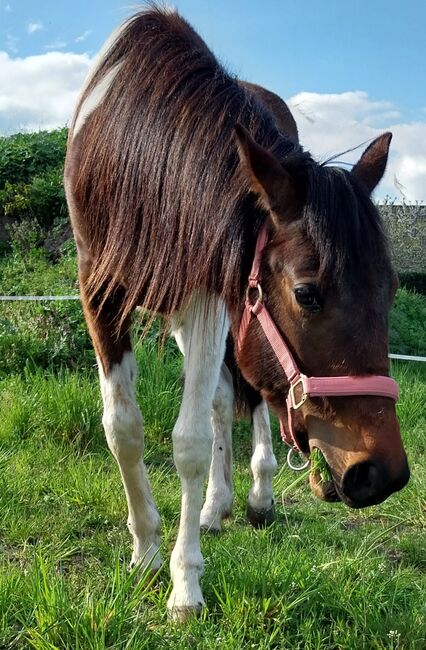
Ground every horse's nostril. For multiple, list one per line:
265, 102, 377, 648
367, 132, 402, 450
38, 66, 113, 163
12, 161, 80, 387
341, 460, 386, 505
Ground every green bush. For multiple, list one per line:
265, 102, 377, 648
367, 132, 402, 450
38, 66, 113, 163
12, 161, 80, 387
1, 168, 67, 230
0, 300, 94, 378
6, 219, 44, 256
0, 238, 77, 295
389, 287, 426, 356
398, 271, 426, 296
380, 199, 425, 274
0, 129, 67, 188
0, 129, 68, 239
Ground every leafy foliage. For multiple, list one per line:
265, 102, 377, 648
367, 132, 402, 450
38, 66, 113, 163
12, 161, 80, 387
0, 128, 67, 188
381, 198, 426, 274
399, 271, 426, 296
0, 129, 68, 240
389, 287, 426, 356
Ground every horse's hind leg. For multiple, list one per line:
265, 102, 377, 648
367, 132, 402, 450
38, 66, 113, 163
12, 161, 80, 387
169, 292, 229, 620
79, 269, 162, 573
200, 363, 234, 533
247, 400, 277, 528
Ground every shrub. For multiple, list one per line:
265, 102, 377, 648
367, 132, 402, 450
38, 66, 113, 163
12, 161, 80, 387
0, 129, 67, 188
0, 300, 94, 379
0, 129, 68, 242
380, 199, 426, 274
6, 219, 44, 256
389, 288, 426, 356
398, 272, 426, 296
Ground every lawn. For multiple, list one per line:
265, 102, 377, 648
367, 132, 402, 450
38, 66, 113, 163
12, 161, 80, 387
0, 244, 425, 649
0, 337, 425, 649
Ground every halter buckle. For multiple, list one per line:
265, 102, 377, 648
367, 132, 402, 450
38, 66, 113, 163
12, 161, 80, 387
289, 377, 307, 410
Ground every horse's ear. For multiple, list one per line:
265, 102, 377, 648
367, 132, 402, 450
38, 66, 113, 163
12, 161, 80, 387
351, 132, 392, 194
234, 124, 296, 217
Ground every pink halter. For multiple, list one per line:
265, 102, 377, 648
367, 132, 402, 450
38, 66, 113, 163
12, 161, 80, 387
237, 224, 399, 451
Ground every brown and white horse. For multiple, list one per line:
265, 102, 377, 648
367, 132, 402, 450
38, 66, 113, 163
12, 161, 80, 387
65, 8, 409, 620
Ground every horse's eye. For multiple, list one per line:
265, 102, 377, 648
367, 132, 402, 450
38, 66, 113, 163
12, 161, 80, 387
294, 284, 322, 312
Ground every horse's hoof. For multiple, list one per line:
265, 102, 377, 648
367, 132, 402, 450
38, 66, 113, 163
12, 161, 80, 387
246, 501, 276, 528
129, 554, 162, 582
168, 602, 204, 623
200, 524, 221, 536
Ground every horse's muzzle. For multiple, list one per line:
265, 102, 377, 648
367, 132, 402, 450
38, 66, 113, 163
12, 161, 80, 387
338, 456, 410, 508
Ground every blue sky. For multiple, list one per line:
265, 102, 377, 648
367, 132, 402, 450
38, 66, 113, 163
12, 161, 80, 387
1, 1, 425, 199
3, 0, 425, 119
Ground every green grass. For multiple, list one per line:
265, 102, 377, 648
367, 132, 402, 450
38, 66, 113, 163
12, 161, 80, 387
1, 243, 425, 648
0, 345, 425, 649
389, 288, 426, 356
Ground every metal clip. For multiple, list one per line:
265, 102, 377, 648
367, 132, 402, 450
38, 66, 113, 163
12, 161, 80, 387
245, 282, 263, 305
287, 447, 310, 471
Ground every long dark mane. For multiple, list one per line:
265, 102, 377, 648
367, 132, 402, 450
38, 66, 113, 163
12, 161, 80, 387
69, 6, 390, 326
69, 7, 300, 322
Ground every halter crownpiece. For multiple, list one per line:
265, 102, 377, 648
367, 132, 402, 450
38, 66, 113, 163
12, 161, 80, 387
237, 223, 399, 452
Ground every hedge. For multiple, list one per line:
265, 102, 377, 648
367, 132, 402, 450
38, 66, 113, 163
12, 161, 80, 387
398, 272, 426, 296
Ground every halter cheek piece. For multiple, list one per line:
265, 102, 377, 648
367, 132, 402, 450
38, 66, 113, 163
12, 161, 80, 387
237, 224, 399, 456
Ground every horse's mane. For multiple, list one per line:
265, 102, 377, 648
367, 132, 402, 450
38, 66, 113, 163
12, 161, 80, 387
70, 6, 390, 327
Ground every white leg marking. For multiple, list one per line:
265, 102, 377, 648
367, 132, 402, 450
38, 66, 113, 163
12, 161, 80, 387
98, 351, 162, 572
247, 401, 277, 522
168, 293, 229, 619
200, 364, 234, 533
73, 62, 123, 138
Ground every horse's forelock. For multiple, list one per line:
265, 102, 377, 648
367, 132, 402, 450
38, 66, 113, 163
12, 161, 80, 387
301, 164, 391, 284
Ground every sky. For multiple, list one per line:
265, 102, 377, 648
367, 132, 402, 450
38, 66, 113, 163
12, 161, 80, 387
0, 0, 425, 201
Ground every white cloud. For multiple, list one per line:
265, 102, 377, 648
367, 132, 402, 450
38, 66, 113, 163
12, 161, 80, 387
27, 21, 43, 34
0, 50, 92, 134
0, 52, 423, 202
288, 91, 426, 202
75, 30, 92, 43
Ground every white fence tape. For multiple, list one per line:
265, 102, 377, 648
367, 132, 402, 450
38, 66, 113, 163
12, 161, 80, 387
1, 295, 425, 363
388, 353, 426, 363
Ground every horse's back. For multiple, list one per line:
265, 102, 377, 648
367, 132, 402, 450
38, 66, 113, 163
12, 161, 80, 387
239, 81, 298, 143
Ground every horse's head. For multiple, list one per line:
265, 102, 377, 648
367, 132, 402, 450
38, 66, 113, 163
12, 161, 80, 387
235, 125, 409, 508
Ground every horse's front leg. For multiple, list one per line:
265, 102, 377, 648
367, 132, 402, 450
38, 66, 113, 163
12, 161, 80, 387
247, 400, 277, 527
169, 293, 229, 621
200, 363, 234, 534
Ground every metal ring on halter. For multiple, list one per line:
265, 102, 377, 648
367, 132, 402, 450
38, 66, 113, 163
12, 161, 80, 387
245, 282, 263, 304
287, 447, 310, 471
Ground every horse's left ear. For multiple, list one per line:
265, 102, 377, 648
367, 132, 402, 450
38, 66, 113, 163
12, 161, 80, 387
234, 124, 296, 217
351, 132, 392, 194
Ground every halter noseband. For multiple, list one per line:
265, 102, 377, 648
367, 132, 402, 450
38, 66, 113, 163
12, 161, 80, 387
237, 224, 399, 452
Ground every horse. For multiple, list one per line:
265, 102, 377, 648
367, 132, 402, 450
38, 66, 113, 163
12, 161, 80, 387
64, 7, 409, 620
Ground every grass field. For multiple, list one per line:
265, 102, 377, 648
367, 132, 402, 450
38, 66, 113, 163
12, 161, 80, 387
0, 335, 425, 649
1, 242, 426, 649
